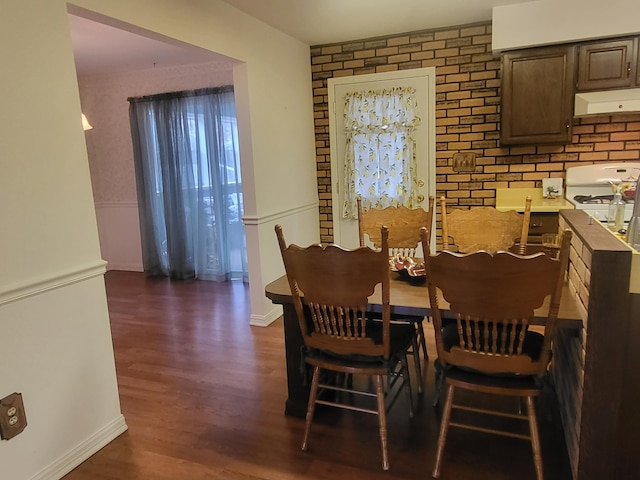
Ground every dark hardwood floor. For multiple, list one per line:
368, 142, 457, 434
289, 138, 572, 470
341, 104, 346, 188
63, 271, 572, 480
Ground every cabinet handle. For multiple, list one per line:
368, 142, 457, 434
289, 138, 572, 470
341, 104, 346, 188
628, 62, 632, 77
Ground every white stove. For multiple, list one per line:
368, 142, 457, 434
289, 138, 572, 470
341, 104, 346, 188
565, 163, 640, 224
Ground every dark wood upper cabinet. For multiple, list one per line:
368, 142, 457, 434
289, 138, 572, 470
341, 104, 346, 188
577, 38, 638, 91
637, 39, 640, 86
501, 45, 576, 145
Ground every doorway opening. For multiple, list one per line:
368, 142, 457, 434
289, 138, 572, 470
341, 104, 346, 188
68, 10, 246, 279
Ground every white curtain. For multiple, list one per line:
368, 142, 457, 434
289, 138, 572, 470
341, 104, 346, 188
342, 87, 421, 219
129, 86, 247, 282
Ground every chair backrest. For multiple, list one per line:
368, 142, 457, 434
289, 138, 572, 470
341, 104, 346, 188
275, 224, 392, 358
357, 196, 435, 257
440, 195, 532, 254
420, 227, 571, 377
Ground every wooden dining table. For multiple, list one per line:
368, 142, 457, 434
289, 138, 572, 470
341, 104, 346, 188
264, 272, 583, 417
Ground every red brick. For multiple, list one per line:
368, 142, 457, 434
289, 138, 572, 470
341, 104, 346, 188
446, 73, 471, 83
422, 40, 447, 50
436, 48, 460, 58
609, 150, 640, 160
389, 53, 411, 63
611, 131, 640, 141
313, 54, 335, 65
421, 58, 447, 67
579, 152, 610, 161
354, 49, 376, 59
594, 141, 625, 151
435, 30, 460, 40
447, 91, 472, 100
376, 64, 399, 73
376, 46, 399, 56
595, 123, 627, 133
461, 26, 487, 37
388, 36, 410, 47
321, 45, 342, 55
572, 125, 594, 134
344, 59, 365, 69
511, 164, 536, 172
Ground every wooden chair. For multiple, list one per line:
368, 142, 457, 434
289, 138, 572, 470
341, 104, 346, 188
440, 195, 532, 254
357, 196, 435, 258
357, 196, 435, 393
275, 224, 415, 471
420, 227, 572, 480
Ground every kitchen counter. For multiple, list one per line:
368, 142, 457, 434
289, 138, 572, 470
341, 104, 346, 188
496, 187, 575, 212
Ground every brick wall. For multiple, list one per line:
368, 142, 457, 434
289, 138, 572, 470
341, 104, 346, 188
311, 21, 640, 243
555, 215, 590, 478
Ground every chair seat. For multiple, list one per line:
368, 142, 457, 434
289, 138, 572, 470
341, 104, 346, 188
366, 312, 427, 394
310, 322, 416, 366
438, 361, 543, 395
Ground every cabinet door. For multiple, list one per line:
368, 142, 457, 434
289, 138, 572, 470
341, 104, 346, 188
577, 38, 637, 91
527, 212, 559, 244
501, 46, 575, 145
637, 39, 640, 86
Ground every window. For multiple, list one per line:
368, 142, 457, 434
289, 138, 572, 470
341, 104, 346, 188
129, 86, 247, 281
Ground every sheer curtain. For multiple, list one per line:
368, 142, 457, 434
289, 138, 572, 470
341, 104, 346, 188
342, 86, 421, 219
129, 86, 247, 282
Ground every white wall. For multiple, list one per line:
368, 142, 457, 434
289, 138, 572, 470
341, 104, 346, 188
493, 0, 640, 52
0, 0, 319, 478
0, 1, 125, 478
93, 202, 142, 271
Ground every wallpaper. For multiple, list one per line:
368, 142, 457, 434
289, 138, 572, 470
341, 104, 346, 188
78, 61, 235, 204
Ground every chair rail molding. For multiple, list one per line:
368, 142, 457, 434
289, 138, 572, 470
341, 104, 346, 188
242, 201, 319, 226
0, 260, 107, 306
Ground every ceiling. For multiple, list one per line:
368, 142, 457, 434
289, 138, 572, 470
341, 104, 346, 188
69, 14, 232, 76
220, 0, 529, 45
70, 0, 531, 76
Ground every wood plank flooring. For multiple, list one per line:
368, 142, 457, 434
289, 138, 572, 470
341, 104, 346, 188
63, 271, 572, 480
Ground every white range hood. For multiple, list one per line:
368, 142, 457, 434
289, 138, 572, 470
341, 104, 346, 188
574, 88, 640, 117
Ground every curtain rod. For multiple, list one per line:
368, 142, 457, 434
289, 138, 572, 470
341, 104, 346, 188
128, 85, 234, 103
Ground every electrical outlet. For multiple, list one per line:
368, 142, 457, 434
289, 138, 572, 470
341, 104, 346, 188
0, 392, 27, 440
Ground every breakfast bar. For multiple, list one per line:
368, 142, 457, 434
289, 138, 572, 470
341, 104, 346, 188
553, 209, 640, 479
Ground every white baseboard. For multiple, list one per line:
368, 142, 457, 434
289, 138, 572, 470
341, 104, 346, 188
106, 262, 144, 272
31, 415, 128, 480
250, 305, 282, 327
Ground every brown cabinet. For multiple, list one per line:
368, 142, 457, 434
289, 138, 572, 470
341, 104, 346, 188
501, 45, 576, 145
577, 37, 638, 91
527, 212, 559, 243
637, 41, 640, 86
